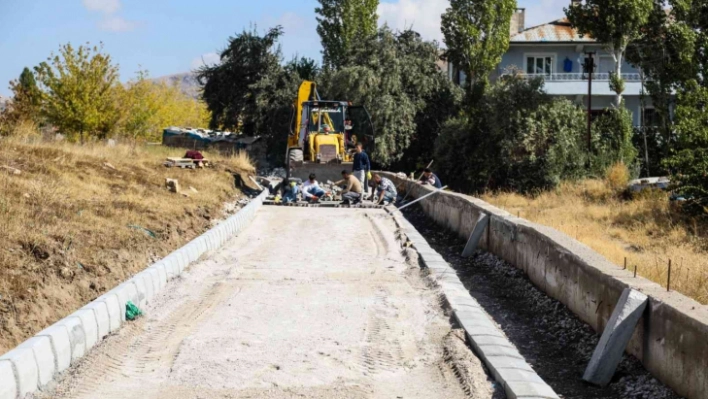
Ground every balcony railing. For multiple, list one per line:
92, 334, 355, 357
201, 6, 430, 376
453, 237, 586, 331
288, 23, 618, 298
509, 73, 643, 82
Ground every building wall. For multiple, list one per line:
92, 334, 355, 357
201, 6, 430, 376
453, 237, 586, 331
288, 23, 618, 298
499, 44, 640, 76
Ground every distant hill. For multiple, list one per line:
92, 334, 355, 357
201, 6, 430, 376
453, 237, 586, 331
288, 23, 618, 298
150, 72, 201, 99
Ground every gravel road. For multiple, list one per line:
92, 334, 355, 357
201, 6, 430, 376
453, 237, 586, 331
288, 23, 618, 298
38, 207, 497, 399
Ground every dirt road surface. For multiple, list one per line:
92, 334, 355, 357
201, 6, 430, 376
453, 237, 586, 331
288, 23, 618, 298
37, 207, 496, 399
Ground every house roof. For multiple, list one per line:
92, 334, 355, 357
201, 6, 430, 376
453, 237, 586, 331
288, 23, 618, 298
510, 18, 596, 43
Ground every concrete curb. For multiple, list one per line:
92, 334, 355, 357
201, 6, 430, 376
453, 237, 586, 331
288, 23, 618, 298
0, 190, 269, 399
385, 206, 560, 399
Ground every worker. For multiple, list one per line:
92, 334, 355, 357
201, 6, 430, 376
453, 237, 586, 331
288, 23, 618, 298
335, 170, 363, 205
373, 174, 397, 206
282, 181, 300, 204
352, 143, 371, 184
302, 173, 326, 203
419, 168, 442, 189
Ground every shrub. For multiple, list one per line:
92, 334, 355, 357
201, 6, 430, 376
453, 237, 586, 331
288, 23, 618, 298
605, 162, 631, 193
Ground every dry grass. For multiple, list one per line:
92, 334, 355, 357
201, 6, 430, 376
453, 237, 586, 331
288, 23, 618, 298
0, 136, 254, 352
482, 170, 708, 305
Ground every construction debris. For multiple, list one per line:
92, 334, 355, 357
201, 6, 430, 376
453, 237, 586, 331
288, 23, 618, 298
1, 165, 21, 175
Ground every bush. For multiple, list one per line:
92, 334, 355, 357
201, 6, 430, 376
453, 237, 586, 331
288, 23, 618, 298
590, 103, 638, 174
605, 162, 631, 192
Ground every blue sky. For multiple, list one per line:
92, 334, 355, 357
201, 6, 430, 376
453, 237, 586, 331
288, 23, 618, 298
0, 0, 568, 96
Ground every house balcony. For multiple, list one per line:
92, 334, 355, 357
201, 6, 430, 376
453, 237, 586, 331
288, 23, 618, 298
503, 73, 644, 96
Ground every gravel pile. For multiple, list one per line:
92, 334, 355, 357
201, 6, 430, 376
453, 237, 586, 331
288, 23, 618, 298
403, 206, 683, 399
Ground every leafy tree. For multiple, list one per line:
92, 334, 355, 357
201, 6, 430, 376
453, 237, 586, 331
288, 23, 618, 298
322, 28, 463, 167
590, 102, 638, 172
118, 71, 210, 141
665, 81, 708, 211
197, 26, 285, 132
34, 43, 120, 142
285, 56, 320, 81
4, 67, 43, 127
565, 0, 653, 106
316, 0, 379, 70
441, 0, 516, 98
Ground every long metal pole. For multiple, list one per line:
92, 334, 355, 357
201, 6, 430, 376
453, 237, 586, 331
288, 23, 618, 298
398, 186, 449, 211
400, 160, 434, 204
586, 52, 595, 152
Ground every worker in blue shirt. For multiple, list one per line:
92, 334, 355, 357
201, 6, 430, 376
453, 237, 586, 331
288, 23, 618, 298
352, 143, 371, 185
419, 168, 442, 189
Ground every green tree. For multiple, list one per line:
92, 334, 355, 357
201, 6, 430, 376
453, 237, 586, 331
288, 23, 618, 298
316, 0, 379, 70
196, 26, 285, 132
322, 28, 463, 167
285, 56, 320, 81
441, 0, 516, 98
4, 67, 43, 127
34, 43, 120, 142
565, 0, 653, 106
665, 81, 708, 211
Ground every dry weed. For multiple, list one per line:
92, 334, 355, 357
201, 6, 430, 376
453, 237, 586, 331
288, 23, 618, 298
0, 136, 253, 352
483, 180, 708, 304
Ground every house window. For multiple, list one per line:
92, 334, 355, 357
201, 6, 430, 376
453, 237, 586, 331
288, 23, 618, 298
642, 108, 661, 127
526, 55, 554, 76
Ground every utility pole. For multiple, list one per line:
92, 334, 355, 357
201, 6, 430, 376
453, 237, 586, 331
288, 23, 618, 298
584, 51, 596, 152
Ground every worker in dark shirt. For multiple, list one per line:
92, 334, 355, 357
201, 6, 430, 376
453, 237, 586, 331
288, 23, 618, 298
419, 168, 442, 189
352, 143, 371, 184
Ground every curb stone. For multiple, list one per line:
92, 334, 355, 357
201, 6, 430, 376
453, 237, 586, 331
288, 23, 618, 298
0, 190, 269, 398
385, 206, 560, 399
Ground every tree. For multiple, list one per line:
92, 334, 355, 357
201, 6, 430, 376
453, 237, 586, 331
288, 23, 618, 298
34, 43, 120, 142
322, 28, 463, 167
285, 56, 320, 81
4, 67, 43, 127
441, 0, 516, 98
565, 0, 653, 106
197, 26, 285, 132
316, 0, 379, 70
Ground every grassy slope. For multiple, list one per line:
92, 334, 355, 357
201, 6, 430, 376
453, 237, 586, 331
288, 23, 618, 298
0, 138, 254, 353
482, 180, 708, 304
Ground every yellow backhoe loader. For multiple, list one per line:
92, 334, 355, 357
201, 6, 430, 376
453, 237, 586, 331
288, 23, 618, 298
286, 81, 375, 182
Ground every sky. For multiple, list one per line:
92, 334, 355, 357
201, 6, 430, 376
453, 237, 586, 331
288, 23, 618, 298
0, 0, 569, 96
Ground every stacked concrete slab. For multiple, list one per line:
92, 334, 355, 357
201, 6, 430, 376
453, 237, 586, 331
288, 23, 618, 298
386, 207, 560, 399
0, 190, 269, 399
382, 172, 708, 399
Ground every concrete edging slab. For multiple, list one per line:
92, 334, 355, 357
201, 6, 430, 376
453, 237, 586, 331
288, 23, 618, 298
0, 190, 269, 399
385, 206, 560, 399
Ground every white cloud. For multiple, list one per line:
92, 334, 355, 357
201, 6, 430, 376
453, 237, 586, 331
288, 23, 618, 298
276, 12, 308, 34
191, 52, 221, 70
82, 0, 121, 14
377, 0, 448, 42
99, 16, 137, 32
522, 0, 569, 28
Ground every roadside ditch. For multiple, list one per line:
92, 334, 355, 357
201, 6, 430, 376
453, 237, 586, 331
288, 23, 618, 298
402, 205, 682, 399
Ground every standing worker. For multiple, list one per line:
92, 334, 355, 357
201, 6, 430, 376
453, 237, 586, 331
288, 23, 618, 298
373, 174, 397, 206
419, 168, 442, 189
352, 143, 371, 184
335, 170, 363, 205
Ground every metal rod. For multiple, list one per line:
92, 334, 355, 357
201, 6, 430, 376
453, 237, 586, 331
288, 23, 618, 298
397, 186, 449, 211
400, 160, 434, 204
624, 257, 627, 270
667, 259, 672, 292
634, 265, 637, 278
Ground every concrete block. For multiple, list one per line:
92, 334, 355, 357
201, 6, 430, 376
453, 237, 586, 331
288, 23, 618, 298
0, 360, 17, 399
35, 324, 72, 373
137, 272, 155, 303
83, 301, 110, 340
462, 213, 490, 257
583, 288, 648, 386
470, 335, 516, 349
97, 293, 122, 333
483, 355, 535, 382
56, 317, 86, 362
70, 310, 98, 350
476, 344, 525, 361
497, 368, 546, 384
505, 380, 559, 399
149, 264, 167, 291
17, 336, 54, 387
131, 276, 149, 308
0, 344, 39, 396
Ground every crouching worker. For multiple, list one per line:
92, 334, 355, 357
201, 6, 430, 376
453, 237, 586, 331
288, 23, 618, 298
302, 173, 326, 203
335, 170, 363, 205
283, 181, 299, 204
373, 174, 397, 206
